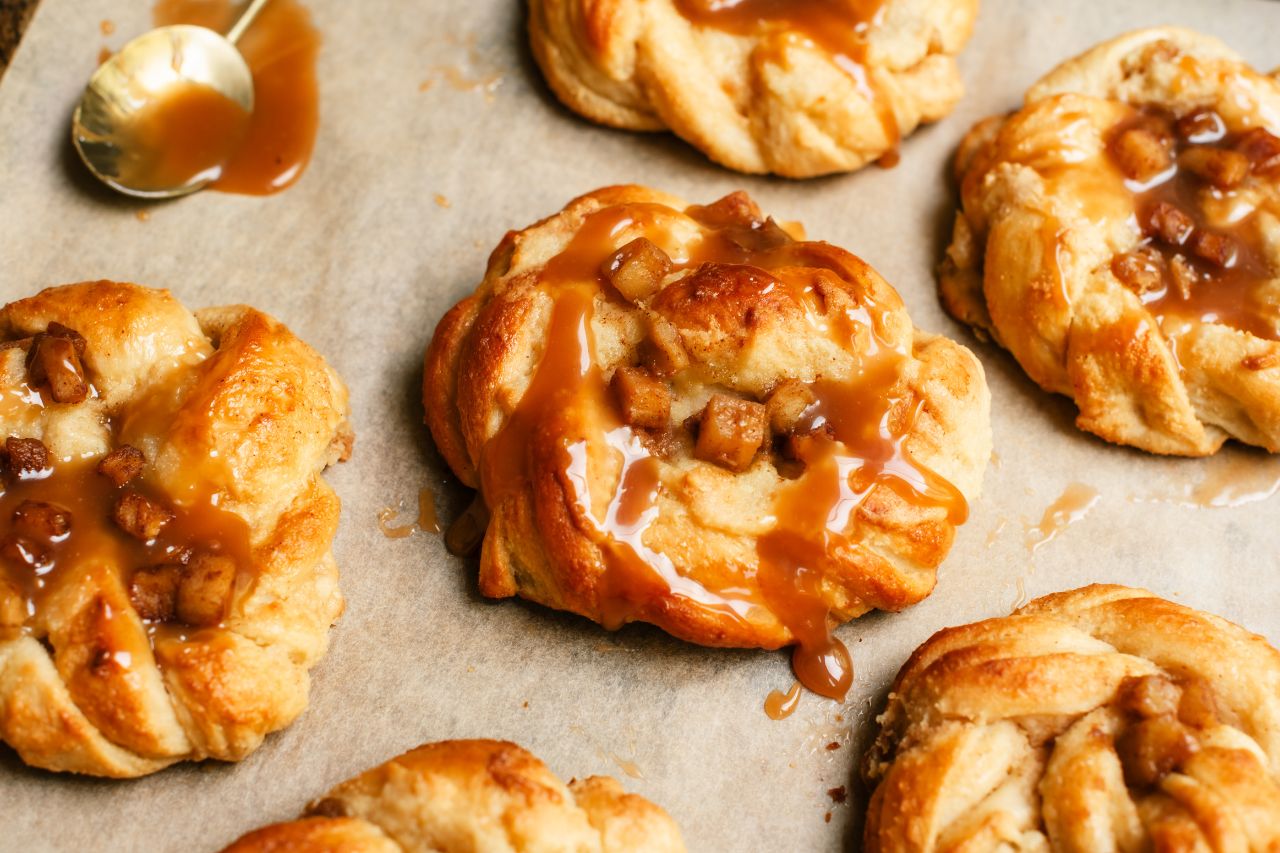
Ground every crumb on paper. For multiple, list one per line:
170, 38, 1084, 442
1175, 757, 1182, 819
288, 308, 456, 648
99, 19, 115, 35
136, 210, 150, 222
825, 741, 840, 751
827, 786, 847, 804
824, 812, 832, 823
435, 194, 451, 208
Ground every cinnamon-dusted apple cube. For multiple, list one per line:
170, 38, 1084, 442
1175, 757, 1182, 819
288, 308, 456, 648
1143, 201, 1195, 246
1176, 677, 1224, 729
112, 491, 173, 541
12, 501, 71, 541
765, 380, 816, 435
1111, 248, 1166, 295
96, 445, 145, 487
5, 436, 50, 480
1236, 127, 1280, 175
1191, 231, 1237, 268
693, 394, 767, 472
640, 313, 689, 377
26, 323, 89, 404
1118, 675, 1181, 719
601, 238, 673, 303
1178, 146, 1249, 189
1112, 127, 1174, 182
44, 322, 87, 358
1115, 716, 1197, 789
1175, 110, 1226, 143
686, 191, 763, 228
129, 565, 181, 622
782, 422, 836, 462
610, 366, 670, 429
176, 551, 237, 626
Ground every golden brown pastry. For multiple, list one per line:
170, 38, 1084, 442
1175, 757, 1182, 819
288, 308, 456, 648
219, 739, 686, 852
423, 186, 990, 698
862, 585, 1280, 851
943, 28, 1280, 455
0, 281, 352, 777
529, 0, 978, 176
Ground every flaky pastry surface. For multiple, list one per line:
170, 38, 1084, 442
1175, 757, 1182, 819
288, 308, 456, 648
529, 0, 977, 176
220, 739, 685, 853
423, 186, 990, 653
863, 584, 1280, 851
0, 281, 351, 777
942, 28, 1280, 455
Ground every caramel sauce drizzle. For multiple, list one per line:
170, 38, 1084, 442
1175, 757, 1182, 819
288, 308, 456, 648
672, 0, 898, 155
0, 458, 252, 634
1107, 108, 1280, 341
477, 199, 966, 702
0, 338, 253, 649
152, 0, 321, 195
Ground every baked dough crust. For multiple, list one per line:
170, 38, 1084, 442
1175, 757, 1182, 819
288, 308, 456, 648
423, 186, 990, 652
0, 281, 352, 777
863, 584, 1280, 851
219, 739, 686, 852
529, 0, 978, 176
941, 28, 1280, 455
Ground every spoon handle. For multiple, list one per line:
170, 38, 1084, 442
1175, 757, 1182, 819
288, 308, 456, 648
226, 0, 272, 45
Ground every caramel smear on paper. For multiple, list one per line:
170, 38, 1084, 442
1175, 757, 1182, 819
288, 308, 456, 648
377, 487, 441, 539
1134, 452, 1280, 508
1024, 483, 1099, 553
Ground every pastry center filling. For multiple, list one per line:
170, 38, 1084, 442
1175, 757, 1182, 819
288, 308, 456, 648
475, 195, 965, 700
1110, 673, 1237, 792
1107, 107, 1280, 341
0, 324, 252, 640
671, 0, 899, 155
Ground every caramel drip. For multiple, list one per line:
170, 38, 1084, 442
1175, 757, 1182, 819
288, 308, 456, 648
0, 459, 253, 630
673, 0, 898, 152
764, 681, 802, 720
153, 0, 320, 195
1108, 108, 1279, 341
478, 201, 965, 701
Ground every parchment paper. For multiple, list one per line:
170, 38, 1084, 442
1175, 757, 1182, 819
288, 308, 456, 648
2, 0, 1279, 849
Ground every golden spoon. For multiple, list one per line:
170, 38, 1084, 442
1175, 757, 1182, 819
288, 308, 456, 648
72, 0, 271, 199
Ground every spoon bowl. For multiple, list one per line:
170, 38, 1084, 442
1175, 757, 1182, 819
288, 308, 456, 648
72, 25, 255, 199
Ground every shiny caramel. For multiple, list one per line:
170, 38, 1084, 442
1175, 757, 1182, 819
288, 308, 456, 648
111, 80, 250, 193
0, 456, 252, 633
477, 198, 966, 700
153, 0, 321, 195
0, 328, 252, 638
